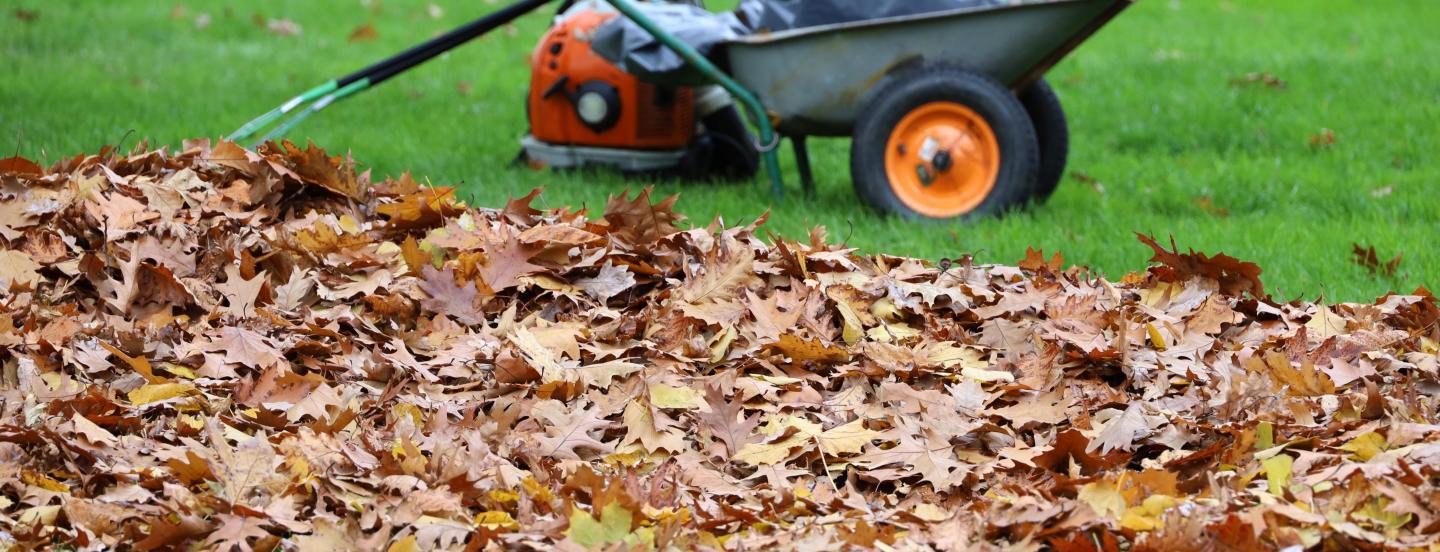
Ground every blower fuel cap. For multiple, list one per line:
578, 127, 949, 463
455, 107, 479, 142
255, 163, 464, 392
573, 80, 621, 132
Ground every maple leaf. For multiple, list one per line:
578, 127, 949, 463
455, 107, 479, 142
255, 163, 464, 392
534, 405, 614, 460
678, 247, 756, 304
134, 235, 197, 277
0, 249, 42, 291
855, 432, 968, 491
1137, 233, 1265, 298
816, 419, 883, 456
697, 386, 760, 457
621, 400, 687, 453
205, 327, 283, 368
89, 192, 160, 241
216, 264, 267, 317
746, 289, 803, 341
603, 187, 682, 245
214, 436, 280, 505
1018, 247, 1064, 273
478, 238, 543, 292
575, 261, 635, 302
202, 514, 271, 551
279, 140, 361, 199
270, 267, 315, 312
100, 250, 144, 313
418, 265, 487, 324
1089, 404, 1149, 454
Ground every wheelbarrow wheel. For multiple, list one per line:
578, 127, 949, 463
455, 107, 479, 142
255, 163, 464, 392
1018, 78, 1069, 204
851, 66, 1039, 220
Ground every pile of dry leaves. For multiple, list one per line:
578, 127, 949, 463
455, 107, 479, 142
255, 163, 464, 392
1, 140, 1438, 551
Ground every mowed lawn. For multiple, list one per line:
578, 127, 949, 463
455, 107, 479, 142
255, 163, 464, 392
2, 0, 1436, 301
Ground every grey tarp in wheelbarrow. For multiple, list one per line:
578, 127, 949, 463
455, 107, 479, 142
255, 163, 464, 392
591, 0, 1014, 84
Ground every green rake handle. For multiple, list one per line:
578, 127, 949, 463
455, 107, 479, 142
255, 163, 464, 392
229, 0, 553, 145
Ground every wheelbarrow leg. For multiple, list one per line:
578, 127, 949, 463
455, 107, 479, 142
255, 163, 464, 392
792, 135, 815, 196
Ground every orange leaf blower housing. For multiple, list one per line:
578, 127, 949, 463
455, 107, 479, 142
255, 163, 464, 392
522, 4, 758, 178
527, 10, 695, 151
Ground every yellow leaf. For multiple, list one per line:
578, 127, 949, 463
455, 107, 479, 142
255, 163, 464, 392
1421, 336, 1439, 355
1119, 494, 1177, 531
1354, 497, 1412, 533
769, 334, 849, 364
522, 478, 554, 502
870, 297, 902, 322
1263, 454, 1293, 496
387, 535, 420, 552
708, 325, 736, 363
735, 434, 807, 466
98, 341, 160, 382
1139, 281, 1183, 307
1305, 306, 1348, 340
475, 511, 519, 531
649, 384, 702, 410
911, 503, 950, 522
1255, 421, 1274, 450
393, 403, 425, 426
0, 249, 42, 289
961, 366, 1015, 383
1146, 323, 1167, 351
1077, 480, 1125, 520
815, 419, 882, 456
127, 382, 197, 405
867, 322, 920, 342
1339, 431, 1387, 461
488, 490, 519, 504
834, 299, 866, 345
337, 214, 362, 234
18, 505, 61, 528
566, 503, 653, 550
161, 362, 197, 379
21, 470, 69, 493
735, 415, 818, 466
753, 374, 805, 386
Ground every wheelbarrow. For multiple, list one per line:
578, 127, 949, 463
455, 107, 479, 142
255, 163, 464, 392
608, 0, 1132, 220
230, 0, 1129, 220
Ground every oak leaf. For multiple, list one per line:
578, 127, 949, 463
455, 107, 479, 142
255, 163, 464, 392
534, 405, 614, 460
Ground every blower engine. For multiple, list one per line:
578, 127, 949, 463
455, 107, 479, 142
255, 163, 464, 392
520, 2, 759, 180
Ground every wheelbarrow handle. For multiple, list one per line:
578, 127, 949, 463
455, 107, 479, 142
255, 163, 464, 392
601, 0, 785, 200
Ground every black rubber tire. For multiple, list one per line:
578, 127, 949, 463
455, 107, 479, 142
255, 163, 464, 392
1017, 78, 1070, 204
850, 66, 1040, 221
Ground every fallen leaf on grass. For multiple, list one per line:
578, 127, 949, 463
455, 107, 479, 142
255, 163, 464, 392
1192, 195, 1230, 217
266, 17, 301, 36
1071, 170, 1105, 194
347, 22, 378, 42
1229, 72, 1286, 89
1352, 243, 1402, 277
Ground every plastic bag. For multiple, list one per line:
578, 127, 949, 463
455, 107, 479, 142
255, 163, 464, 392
591, 0, 1014, 84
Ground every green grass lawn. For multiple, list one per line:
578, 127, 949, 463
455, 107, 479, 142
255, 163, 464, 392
3, 0, 1436, 302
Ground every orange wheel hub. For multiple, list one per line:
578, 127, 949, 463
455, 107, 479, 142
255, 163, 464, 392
884, 102, 1001, 218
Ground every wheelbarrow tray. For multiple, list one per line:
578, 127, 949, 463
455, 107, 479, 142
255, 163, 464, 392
720, 0, 1131, 137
